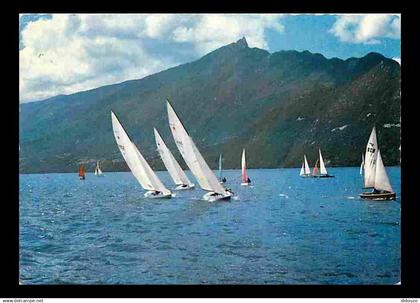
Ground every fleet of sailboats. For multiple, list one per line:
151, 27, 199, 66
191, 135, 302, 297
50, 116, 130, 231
73, 101, 397, 203
167, 100, 233, 202
359, 127, 396, 201
111, 111, 172, 199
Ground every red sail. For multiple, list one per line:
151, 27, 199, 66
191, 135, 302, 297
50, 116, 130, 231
241, 149, 248, 183
79, 164, 85, 177
242, 163, 248, 183
313, 159, 319, 176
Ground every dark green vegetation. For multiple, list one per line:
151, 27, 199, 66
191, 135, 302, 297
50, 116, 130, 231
19, 38, 400, 173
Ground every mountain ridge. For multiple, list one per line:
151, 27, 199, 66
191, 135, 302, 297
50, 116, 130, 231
19, 38, 400, 174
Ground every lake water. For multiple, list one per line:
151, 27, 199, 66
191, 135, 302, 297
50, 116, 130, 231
19, 167, 401, 284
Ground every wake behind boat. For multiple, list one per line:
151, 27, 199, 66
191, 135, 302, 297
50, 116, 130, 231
360, 127, 396, 201
111, 111, 172, 199
167, 100, 233, 202
154, 127, 194, 190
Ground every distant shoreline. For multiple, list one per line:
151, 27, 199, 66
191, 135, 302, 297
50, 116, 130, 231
18, 166, 401, 175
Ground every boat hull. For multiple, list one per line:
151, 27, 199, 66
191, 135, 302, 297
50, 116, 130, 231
359, 192, 396, 201
203, 191, 232, 202
175, 184, 195, 190
313, 174, 334, 178
241, 182, 251, 186
144, 191, 172, 199
79, 176, 85, 180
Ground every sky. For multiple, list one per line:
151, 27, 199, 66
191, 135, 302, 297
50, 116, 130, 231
19, 14, 401, 103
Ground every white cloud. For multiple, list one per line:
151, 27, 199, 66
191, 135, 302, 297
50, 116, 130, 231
393, 57, 401, 65
172, 14, 284, 54
19, 14, 284, 103
329, 14, 400, 44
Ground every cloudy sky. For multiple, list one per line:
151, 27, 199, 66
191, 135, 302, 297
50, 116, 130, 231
19, 14, 401, 103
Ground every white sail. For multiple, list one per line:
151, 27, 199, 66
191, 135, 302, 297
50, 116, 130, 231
360, 154, 364, 175
319, 149, 328, 175
304, 155, 311, 175
111, 111, 170, 195
219, 154, 223, 180
167, 101, 228, 195
131, 142, 171, 195
300, 163, 305, 176
364, 127, 378, 188
95, 161, 103, 175
154, 128, 193, 187
374, 150, 393, 192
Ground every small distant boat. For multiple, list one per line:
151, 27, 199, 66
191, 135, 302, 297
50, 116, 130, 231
360, 127, 396, 201
313, 149, 334, 178
313, 159, 319, 176
299, 154, 311, 177
111, 111, 172, 199
154, 127, 194, 190
78, 163, 85, 180
219, 153, 227, 184
360, 154, 364, 175
167, 100, 232, 202
241, 149, 251, 186
94, 161, 104, 176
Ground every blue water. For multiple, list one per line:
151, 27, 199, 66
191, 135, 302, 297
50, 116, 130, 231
19, 167, 400, 284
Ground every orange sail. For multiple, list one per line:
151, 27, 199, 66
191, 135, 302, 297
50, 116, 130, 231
78, 164, 85, 178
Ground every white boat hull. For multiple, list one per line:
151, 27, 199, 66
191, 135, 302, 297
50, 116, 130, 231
144, 191, 172, 199
241, 182, 250, 186
175, 184, 195, 190
203, 191, 232, 202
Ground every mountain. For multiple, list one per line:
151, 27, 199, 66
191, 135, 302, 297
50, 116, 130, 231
19, 37, 401, 174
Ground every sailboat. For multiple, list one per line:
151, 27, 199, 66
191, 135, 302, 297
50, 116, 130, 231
360, 154, 364, 175
312, 159, 319, 176
359, 127, 396, 201
111, 111, 172, 199
219, 154, 227, 184
313, 149, 334, 178
299, 155, 311, 177
167, 100, 233, 202
78, 163, 85, 180
94, 161, 104, 176
154, 128, 194, 190
241, 149, 251, 186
